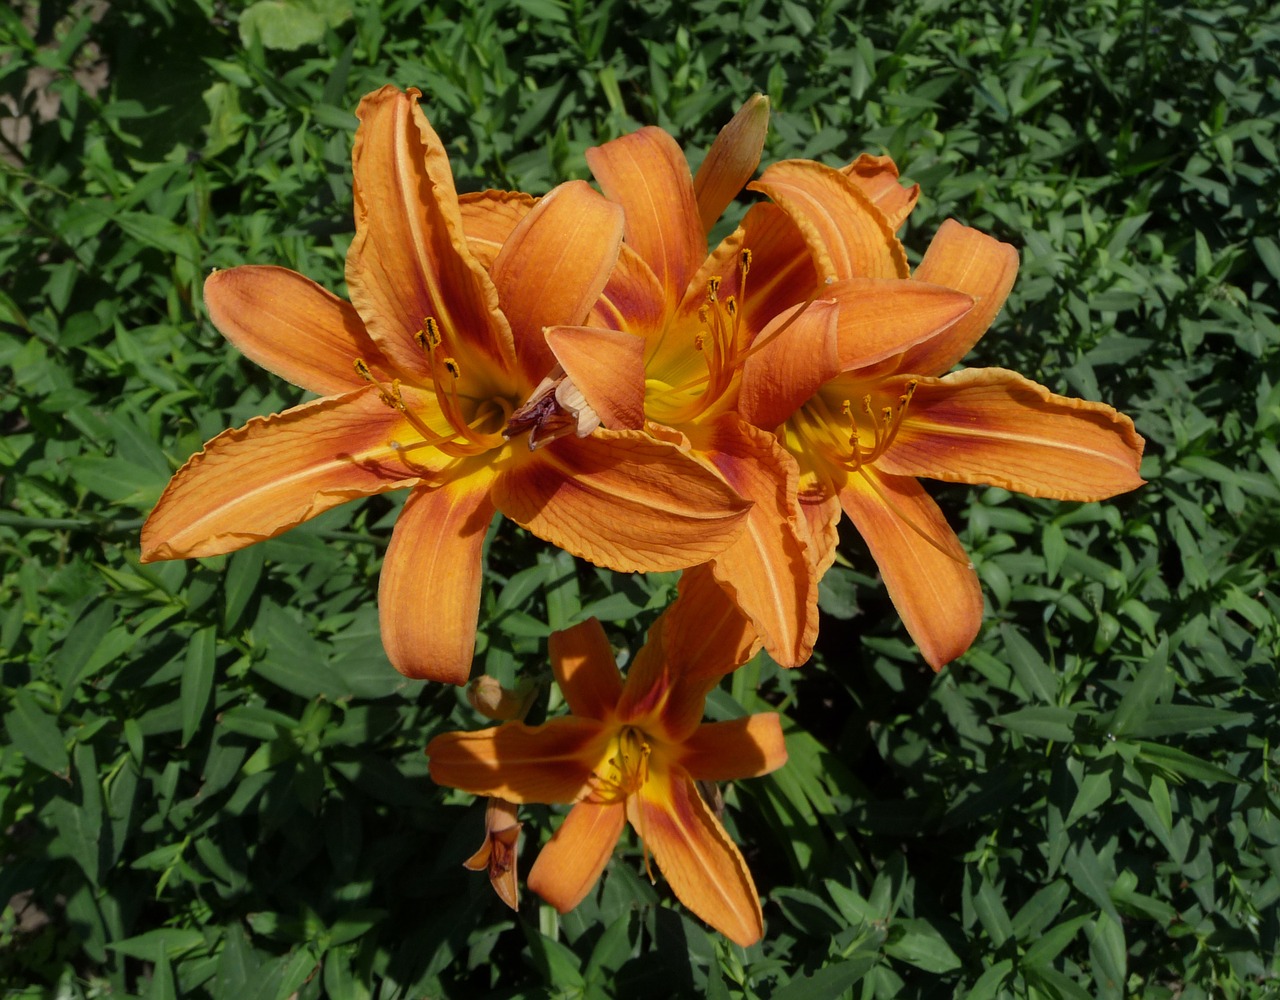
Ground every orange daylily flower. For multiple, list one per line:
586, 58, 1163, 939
140, 86, 752, 685
427, 574, 782, 946
546, 98, 976, 668
736, 156, 1147, 668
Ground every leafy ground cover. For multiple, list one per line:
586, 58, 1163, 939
2, 0, 1278, 996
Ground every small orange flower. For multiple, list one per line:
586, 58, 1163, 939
427, 575, 782, 946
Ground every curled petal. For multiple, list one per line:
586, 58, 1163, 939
458, 189, 538, 267
491, 180, 625, 383
204, 266, 390, 396
550, 619, 624, 722
899, 220, 1020, 375
800, 492, 842, 579
837, 470, 983, 670
527, 801, 627, 913
426, 717, 608, 802
841, 154, 918, 230
677, 715, 788, 782
463, 797, 522, 911
587, 127, 705, 310
739, 299, 841, 431
492, 430, 751, 573
879, 368, 1146, 500
545, 324, 647, 431
379, 476, 495, 683
629, 762, 764, 947
693, 94, 770, 234
141, 388, 429, 561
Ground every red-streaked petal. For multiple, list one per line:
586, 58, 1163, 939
877, 368, 1146, 500
346, 86, 516, 384
141, 388, 430, 561
826, 277, 975, 372
458, 188, 538, 266
841, 154, 918, 230
545, 324, 647, 430
587, 242, 669, 337
677, 715, 788, 781
491, 180, 625, 383
693, 94, 769, 234
587, 127, 705, 311
837, 469, 983, 669
750, 159, 909, 281
739, 299, 841, 431
378, 476, 495, 683
492, 430, 751, 572
527, 801, 627, 913
691, 417, 818, 668
426, 717, 609, 801
899, 220, 1020, 375
549, 618, 624, 721
629, 763, 764, 947
204, 266, 390, 396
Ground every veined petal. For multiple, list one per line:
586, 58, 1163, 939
346, 86, 516, 386
426, 717, 609, 802
587, 127, 705, 311
899, 220, 1019, 376
841, 154, 918, 231
692, 417, 818, 668
664, 564, 761, 683
800, 492, 842, 579
739, 299, 841, 431
549, 618, 624, 721
527, 801, 627, 913
491, 430, 751, 572
750, 159, 909, 281
378, 476, 495, 683
140, 388, 429, 561
588, 242, 669, 337
204, 266, 390, 396
629, 762, 764, 947
693, 94, 769, 234
877, 368, 1146, 500
826, 278, 975, 372
491, 180, 625, 383
458, 189, 538, 268
544, 324, 647, 431
676, 715, 788, 781
837, 469, 983, 669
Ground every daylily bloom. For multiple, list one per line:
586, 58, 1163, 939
140, 86, 752, 685
546, 98, 975, 667
427, 573, 783, 946
737, 156, 1147, 668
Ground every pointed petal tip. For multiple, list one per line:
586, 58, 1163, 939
694, 94, 772, 234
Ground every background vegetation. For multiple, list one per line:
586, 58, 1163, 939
2, 0, 1278, 996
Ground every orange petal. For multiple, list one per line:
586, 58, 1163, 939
693, 94, 769, 234
378, 477, 495, 683
664, 564, 761, 683
587, 242, 669, 338
204, 266, 390, 396
837, 469, 983, 669
690, 417, 818, 668
549, 619, 624, 721
426, 717, 609, 802
629, 762, 764, 947
800, 492, 842, 579
140, 388, 428, 561
899, 220, 1019, 375
490, 180, 625, 383
463, 797, 522, 911
826, 277, 975, 371
491, 430, 750, 572
545, 324, 646, 430
734, 202, 821, 333
841, 154, 918, 230
458, 188, 538, 267
677, 715, 788, 781
738, 298, 841, 431
346, 86, 516, 385
877, 368, 1146, 500
587, 127, 705, 311
527, 801, 627, 913
750, 159, 909, 281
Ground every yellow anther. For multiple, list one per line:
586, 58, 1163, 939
698, 305, 710, 325
725, 296, 738, 318
706, 276, 721, 302
694, 333, 705, 351
354, 358, 372, 380
443, 357, 462, 379
740, 248, 752, 275
423, 316, 442, 348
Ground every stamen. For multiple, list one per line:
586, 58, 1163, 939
443, 357, 461, 379
706, 276, 721, 302
739, 248, 752, 275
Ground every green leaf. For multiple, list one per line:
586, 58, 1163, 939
6, 690, 70, 776
883, 918, 962, 973
181, 626, 217, 747
990, 706, 1080, 743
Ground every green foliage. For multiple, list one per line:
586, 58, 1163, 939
3, 0, 1279, 996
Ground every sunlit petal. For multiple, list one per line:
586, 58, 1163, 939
738, 299, 841, 431
693, 93, 769, 234
837, 469, 983, 669
545, 324, 647, 430
677, 715, 788, 781
458, 189, 538, 267
379, 475, 495, 683
527, 801, 627, 913
841, 153, 919, 230
825, 277, 975, 372
549, 618, 625, 721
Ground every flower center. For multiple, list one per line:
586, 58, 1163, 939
355, 315, 513, 460
795, 379, 918, 475
586, 726, 650, 805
